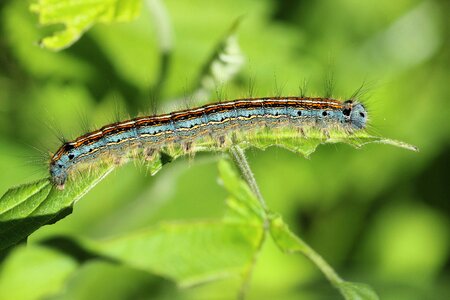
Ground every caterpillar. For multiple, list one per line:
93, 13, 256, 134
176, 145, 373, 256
49, 97, 367, 189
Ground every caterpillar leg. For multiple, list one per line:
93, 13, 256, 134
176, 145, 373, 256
144, 148, 157, 161
322, 128, 331, 140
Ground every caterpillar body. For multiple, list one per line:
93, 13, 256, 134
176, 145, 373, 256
50, 97, 367, 189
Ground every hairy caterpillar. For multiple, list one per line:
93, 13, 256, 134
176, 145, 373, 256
50, 97, 367, 189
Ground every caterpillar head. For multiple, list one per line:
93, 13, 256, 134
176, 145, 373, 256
343, 100, 368, 129
49, 143, 73, 189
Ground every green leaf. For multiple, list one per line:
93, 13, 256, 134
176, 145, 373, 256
0, 165, 113, 250
85, 221, 262, 286
0, 179, 52, 249
30, 0, 142, 51
269, 213, 379, 300
76, 160, 265, 286
50, 260, 177, 300
34, 159, 263, 287
144, 129, 417, 167
0, 245, 78, 300
143, 130, 417, 181
241, 129, 418, 158
0, 129, 415, 252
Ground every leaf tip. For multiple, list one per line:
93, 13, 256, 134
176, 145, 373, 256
378, 139, 419, 152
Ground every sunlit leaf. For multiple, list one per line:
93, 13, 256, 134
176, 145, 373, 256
0, 165, 113, 250
30, 0, 142, 50
73, 159, 264, 286
86, 221, 262, 286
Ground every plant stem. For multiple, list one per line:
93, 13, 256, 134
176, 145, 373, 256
230, 146, 267, 212
230, 146, 344, 298
230, 146, 268, 300
299, 242, 344, 286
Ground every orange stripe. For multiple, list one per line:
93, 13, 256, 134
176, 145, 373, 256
51, 97, 345, 161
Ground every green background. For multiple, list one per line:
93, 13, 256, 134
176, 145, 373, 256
0, 0, 449, 299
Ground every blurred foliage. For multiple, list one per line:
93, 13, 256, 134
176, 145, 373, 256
30, 0, 142, 51
0, 0, 449, 299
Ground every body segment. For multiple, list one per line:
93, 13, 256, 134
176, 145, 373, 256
50, 97, 367, 188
